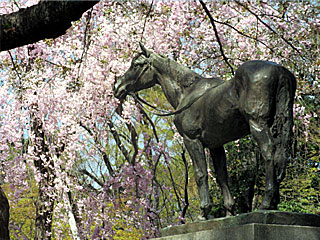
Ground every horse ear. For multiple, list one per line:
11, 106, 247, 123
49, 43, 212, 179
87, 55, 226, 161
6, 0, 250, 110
139, 42, 150, 57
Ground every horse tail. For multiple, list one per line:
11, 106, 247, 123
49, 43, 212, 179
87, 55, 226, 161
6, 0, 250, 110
271, 67, 296, 181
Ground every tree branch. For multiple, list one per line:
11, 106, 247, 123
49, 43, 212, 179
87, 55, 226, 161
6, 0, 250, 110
126, 122, 139, 166
80, 169, 104, 188
0, 0, 99, 51
164, 157, 182, 212
107, 121, 131, 163
199, 0, 235, 75
139, 106, 160, 143
234, 1, 305, 60
140, 0, 154, 41
180, 148, 189, 223
79, 121, 115, 176
213, 18, 274, 54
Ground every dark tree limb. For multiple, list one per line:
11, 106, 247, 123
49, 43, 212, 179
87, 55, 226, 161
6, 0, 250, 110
199, 0, 235, 75
140, 0, 154, 41
76, 7, 94, 81
180, 148, 189, 223
126, 122, 139, 166
0, 187, 9, 240
164, 156, 182, 212
80, 169, 104, 188
213, 18, 274, 54
115, 102, 139, 165
79, 121, 115, 176
139, 106, 160, 143
107, 121, 131, 163
0, 0, 99, 51
234, 1, 305, 60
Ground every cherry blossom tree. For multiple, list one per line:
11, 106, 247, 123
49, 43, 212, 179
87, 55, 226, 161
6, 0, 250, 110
0, 1, 318, 239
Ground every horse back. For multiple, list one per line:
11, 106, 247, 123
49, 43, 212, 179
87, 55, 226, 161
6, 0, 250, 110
234, 60, 295, 120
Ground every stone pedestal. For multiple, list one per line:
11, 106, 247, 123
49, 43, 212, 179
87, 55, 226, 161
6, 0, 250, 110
154, 211, 320, 240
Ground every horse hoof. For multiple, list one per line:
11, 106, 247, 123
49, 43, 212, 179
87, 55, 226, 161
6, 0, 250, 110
226, 211, 234, 217
258, 202, 276, 210
197, 215, 207, 221
197, 215, 214, 221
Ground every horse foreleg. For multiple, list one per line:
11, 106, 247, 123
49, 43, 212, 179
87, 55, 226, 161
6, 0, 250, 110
184, 137, 212, 220
210, 146, 235, 216
249, 119, 279, 210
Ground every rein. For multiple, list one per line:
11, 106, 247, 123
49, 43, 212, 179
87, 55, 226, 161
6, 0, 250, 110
130, 56, 222, 117
133, 94, 193, 117
133, 86, 217, 117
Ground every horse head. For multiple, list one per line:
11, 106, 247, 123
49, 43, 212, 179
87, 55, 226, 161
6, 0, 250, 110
114, 43, 157, 100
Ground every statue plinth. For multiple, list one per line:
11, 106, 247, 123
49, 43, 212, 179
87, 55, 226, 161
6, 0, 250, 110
154, 211, 320, 240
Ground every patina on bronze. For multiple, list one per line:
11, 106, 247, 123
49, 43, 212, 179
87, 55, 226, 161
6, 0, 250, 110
114, 43, 296, 220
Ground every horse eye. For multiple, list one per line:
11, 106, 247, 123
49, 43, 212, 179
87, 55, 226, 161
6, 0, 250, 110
133, 62, 143, 68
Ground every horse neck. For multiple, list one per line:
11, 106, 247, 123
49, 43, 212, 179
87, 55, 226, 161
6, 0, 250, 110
151, 53, 200, 109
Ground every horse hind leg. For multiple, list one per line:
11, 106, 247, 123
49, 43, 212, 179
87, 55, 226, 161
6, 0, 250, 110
210, 146, 235, 216
249, 119, 279, 210
249, 75, 295, 210
269, 74, 295, 207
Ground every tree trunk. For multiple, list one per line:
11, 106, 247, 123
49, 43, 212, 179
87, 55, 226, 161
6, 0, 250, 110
33, 155, 55, 240
34, 192, 54, 240
31, 104, 55, 240
0, 186, 9, 240
64, 191, 80, 240
0, 0, 99, 51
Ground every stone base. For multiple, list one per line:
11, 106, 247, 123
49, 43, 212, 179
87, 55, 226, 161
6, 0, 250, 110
154, 211, 320, 240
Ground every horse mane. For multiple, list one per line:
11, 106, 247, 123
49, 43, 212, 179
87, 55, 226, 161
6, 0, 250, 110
153, 53, 205, 89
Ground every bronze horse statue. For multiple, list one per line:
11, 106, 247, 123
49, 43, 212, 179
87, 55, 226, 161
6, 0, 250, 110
114, 43, 296, 219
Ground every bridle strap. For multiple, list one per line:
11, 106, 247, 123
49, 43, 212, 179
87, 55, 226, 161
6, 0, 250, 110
134, 94, 168, 113
133, 91, 205, 117
135, 59, 152, 83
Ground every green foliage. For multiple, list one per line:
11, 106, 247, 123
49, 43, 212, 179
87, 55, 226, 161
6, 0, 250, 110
4, 182, 37, 240
279, 161, 320, 215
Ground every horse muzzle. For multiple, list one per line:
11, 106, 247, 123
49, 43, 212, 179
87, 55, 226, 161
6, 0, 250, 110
113, 80, 128, 100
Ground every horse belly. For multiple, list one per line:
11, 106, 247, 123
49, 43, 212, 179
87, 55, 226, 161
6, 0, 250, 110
198, 90, 250, 148
201, 110, 250, 148
176, 97, 250, 148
